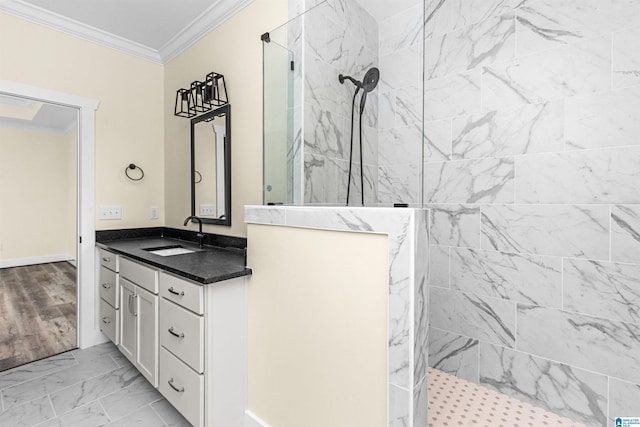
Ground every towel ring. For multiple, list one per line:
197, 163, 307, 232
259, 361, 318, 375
125, 163, 144, 181
194, 170, 202, 184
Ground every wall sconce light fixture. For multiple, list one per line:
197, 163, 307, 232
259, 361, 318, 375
174, 88, 196, 118
174, 72, 228, 118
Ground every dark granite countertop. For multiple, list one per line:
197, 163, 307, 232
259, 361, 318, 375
96, 230, 251, 285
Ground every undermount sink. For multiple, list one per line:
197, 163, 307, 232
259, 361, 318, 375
143, 245, 198, 257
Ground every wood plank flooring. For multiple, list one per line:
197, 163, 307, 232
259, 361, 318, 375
0, 262, 77, 372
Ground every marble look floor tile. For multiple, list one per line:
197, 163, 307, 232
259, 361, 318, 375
479, 342, 607, 427
37, 400, 111, 427
0, 395, 55, 427
451, 248, 562, 307
428, 246, 450, 288
425, 157, 514, 204
609, 379, 640, 427
0, 352, 77, 391
516, 147, 640, 204
2, 355, 118, 409
50, 365, 141, 415
107, 405, 164, 427
481, 205, 610, 259
151, 399, 190, 427
428, 204, 481, 248
611, 205, 640, 264
564, 259, 640, 324
99, 372, 162, 420
429, 287, 516, 348
517, 305, 640, 384
424, 12, 515, 80
424, 119, 452, 162
565, 86, 640, 150
452, 101, 563, 159
425, 69, 482, 121
482, 36, 610, 111
517, 0, 640, 56
613, 26, 640, 89
70, 343, 118, 365
428, 327, 479, 383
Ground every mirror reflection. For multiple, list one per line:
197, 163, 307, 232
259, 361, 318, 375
191, 104, 231, 226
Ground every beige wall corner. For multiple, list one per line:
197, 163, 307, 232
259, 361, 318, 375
246, 224, 388, 427
164, 0, 288, 237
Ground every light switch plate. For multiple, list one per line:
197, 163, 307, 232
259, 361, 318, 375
99, 206, 122, 220
150, 206, 159, 219
200, 204, 214, 216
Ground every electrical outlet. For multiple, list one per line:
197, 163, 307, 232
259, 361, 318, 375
199, 204, 214, 216
150, 206, 159, 220
99, 206, 122, 220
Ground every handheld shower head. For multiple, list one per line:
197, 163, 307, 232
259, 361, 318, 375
359, 67, 380, 113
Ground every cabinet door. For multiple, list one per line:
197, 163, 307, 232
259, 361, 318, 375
136, 286, 158, 387
119, 278, 137, 364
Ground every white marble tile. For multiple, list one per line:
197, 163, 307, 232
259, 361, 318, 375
70, 342, 118, 364
99, 375, 162, 420
564, 259, 640, 324
425, 157, 514, 204
516, 147, 640, 204
331, 158, 377, 206
304, 102, 347, 160
611, 205, 640, 264
379, 44, 423, 93
479, 342, 608, 427
517, 305, 640, 385
414, 210, 430, 384
613, 26, 640, 89
428, 327, 479, 383
303, 153, 325, 204
424, 119, 452, 162
379, 91, 397, 130
151, 399, 191, 427
412, 376, 428, 427
424, 0, 453, 40
51, 365, 141, 415
482, 36, 611, 111
481, 205, 610, 259
609, 379, 640, 427
244, 206, 286, 225
0, 395, 55, 427
389, 384, 410, 427
0, 353, 77, 391
378, 164, 421, 205
425, 69, 482, 121
107, 405, 164, 427
378, 124, 422, 167
428, 204, 481, 248
451, 0, 521, 31
452, 101, 563, 159
565, 86, 640, 150
451, 248, 562, 307
379, 2, 424, 58
424, 12, 515, 80
395, 84, 423, 127
429, 287, 516, 348
38, 400, 111, 427
429, 246, 450, 288
517, 0, 640, 56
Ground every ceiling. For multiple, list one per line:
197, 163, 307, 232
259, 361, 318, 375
0, 0, 256, 63
0, 94, 78, 134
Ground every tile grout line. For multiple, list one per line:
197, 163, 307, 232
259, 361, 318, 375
149, 401, 171, 426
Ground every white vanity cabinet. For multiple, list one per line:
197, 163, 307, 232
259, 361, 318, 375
118, 257, 159, 388
98, 249, 119, 345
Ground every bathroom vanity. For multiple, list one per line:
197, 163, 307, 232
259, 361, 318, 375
96, 229, 251, 427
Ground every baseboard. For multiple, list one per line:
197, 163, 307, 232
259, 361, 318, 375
245, 411, 271, 427
0, 254, 75, 269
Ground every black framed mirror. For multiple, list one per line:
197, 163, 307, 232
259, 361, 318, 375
190, 104, 231, 226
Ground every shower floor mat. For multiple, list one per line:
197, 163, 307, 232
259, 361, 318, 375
428, 368, 587, 426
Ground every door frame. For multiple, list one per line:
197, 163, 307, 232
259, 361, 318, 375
0, 80, 102, 349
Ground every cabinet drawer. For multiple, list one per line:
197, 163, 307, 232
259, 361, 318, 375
160, 298, 204, 373
120, 257, 158, 294
99, 249, 118, 272
99, 299, 119, 345
159, 347, 204, 427
98, 266, 119, 308
159, 272, 204, 314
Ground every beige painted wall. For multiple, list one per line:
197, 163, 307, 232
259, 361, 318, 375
0, 126, 76, 260
0, 12, 165, 229
164, 0, 287, 237
247, 224, 388, 427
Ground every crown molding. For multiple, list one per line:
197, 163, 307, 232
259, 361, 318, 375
158, 0, 255, 64
0, 0, 163, 63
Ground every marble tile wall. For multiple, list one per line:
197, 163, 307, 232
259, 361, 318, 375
424, 0, 640, 425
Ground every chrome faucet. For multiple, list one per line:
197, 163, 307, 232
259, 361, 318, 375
183, 216, 205, 248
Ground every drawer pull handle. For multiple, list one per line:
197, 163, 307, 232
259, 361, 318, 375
102, 283, 111, 289
102, 317, 111, 324
168, 327, 185, 339
168, 378, 185, 393
102, 257, 111, 262
167, 287, 185, 296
